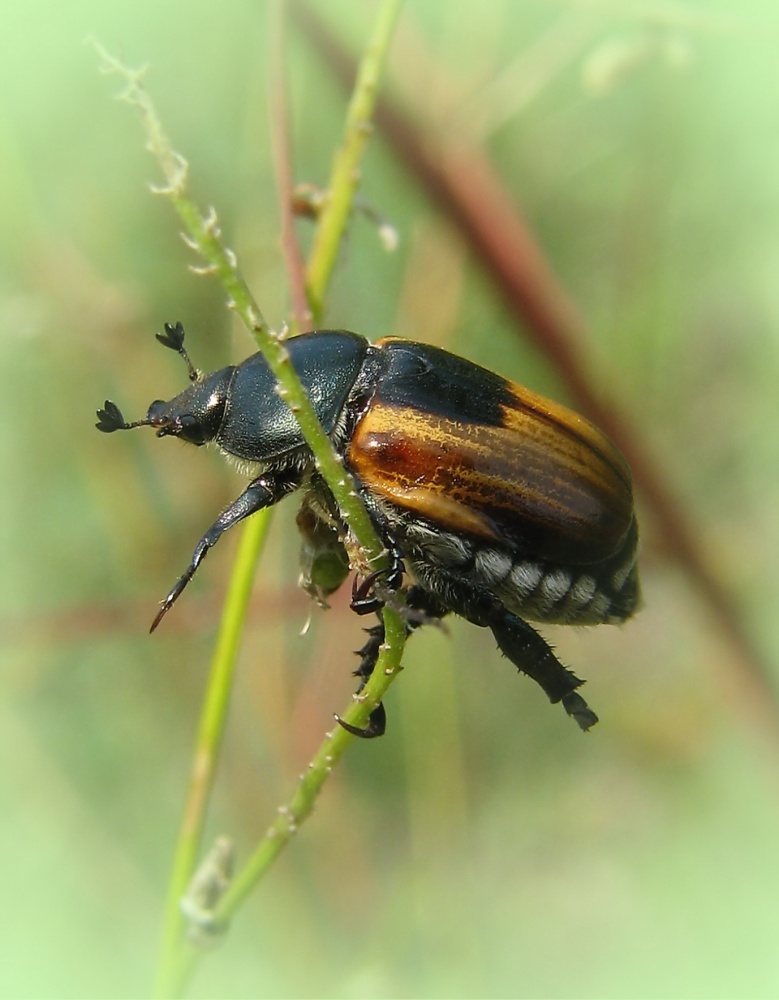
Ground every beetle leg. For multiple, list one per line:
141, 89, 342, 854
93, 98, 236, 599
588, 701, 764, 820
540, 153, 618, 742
405, 584, 450, 622
350, 573, 383, 616
334, 619, 387, 738
336, 586, 450, 740
487, 610, 599, 731
352, 621, 386, 681
150, 472, 300, 632
335, 703, 387, 739
411, 576, 598, 730
350, 534, 405, 616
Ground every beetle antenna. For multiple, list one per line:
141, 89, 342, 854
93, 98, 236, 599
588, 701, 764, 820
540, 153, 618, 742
155, 321, 200, 382
95, 400, 152, 434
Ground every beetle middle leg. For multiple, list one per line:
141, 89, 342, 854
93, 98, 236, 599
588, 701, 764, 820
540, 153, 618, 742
349, 536, 406, 617
336, 586, 450, 739
335, 619, 388, 739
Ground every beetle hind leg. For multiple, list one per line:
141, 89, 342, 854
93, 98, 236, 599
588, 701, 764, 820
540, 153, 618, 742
410, 566, 598, 730
488, 609, 599, 731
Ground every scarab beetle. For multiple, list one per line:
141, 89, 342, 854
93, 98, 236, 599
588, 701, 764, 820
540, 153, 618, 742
97, 323, 639, 736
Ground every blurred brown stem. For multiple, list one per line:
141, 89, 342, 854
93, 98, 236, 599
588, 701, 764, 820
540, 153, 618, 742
270, 1, 310, 329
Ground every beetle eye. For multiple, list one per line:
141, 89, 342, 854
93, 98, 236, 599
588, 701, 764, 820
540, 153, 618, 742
178, 413, 207, 446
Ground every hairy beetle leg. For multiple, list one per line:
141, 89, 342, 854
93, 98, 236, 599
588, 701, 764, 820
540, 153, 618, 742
353, 622, 385, 680
561, 691, 599, 731
488, 608, 599, 731
412, 578, 599, 731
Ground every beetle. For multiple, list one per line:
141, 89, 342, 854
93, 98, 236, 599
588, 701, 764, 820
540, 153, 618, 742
96, 323, 639, 737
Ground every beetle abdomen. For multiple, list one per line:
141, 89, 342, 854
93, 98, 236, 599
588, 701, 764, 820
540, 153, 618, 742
401, 515, 639, 626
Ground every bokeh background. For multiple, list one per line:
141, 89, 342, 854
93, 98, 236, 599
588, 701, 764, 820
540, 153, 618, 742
3, 1, 779, 997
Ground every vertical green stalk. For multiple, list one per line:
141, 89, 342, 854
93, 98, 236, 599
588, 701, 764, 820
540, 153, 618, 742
168, 605, 408, 991
96, 1, 405, 995
305, 0, 402, 323
153, 511, 270, 996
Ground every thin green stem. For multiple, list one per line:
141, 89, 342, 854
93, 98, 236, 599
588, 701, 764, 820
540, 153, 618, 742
168, 606, 407, 990
93, 4, 404, 992
92, 41, 384, 562
154, 511, 271, 997
305, 0, 402, 322
223, 604, 406, 919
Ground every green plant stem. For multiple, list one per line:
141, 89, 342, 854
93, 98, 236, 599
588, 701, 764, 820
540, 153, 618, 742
92, 41, 384, 564
216, 606, 405, 920
305, 0, 402, 323
93, 5, 404, 994
154, 511, 271, 997
169, 606, 407, 990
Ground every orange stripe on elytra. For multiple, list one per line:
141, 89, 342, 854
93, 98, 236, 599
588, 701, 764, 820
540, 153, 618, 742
347, 398, 632, 562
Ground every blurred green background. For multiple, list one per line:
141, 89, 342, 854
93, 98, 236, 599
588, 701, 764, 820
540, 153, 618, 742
3, 1, 779, 997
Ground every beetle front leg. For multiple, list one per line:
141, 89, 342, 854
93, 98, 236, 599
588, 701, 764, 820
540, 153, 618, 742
150, 472, 299, 632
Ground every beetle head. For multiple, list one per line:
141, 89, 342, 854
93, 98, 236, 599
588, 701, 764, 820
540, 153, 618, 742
95, 323, 234, 446
145, 368, 233, 445
96, 367, 233, 445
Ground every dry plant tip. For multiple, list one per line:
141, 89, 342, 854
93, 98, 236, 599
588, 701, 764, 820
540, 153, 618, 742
87, 36, 147, 85
179, 836, 234, 949
378, 221, 399, 252
148, 151, 188, 196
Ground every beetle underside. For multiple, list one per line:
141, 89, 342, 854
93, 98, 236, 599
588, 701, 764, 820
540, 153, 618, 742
299, 481, 640, 737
